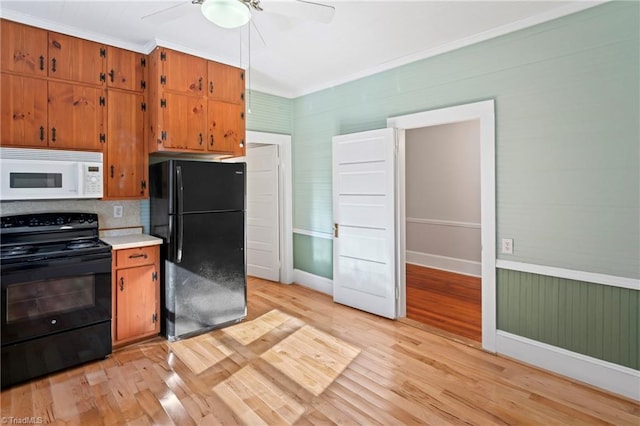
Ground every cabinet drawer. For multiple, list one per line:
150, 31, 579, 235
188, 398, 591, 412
116, 246, 157, 268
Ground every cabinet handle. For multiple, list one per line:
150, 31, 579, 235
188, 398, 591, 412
119, 277, 124, 292
108, 69, 115, 82
199, 133, 203, 145
209, 81, 214, 94
39, 56, 44, 71
51, 58, 57, 73
199, 77, 203, 91
51, 127, 57, 142
39, 126, 44, 141
110, 165, 114, 178
210, 134, 214, 146
128, 253, 148, 259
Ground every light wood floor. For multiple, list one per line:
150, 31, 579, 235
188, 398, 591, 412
2, 277, 638, 425
406, 264, 482, 343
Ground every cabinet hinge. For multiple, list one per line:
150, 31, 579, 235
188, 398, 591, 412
141, 180, 147, 190
100, 72, 106, 83
152, 313, 158, 323
141, 102, 146, 112
140, 80, 146, 90
160, 75, 166, 85
240, 112, 245, 120
140, 57, 146, 67
161, 131, 167, 141
100, 47, 106, 58
99, 133, 106, 144
160, 51, 166, 61
160, 98, 167, 108
152, 271, 157, 281
240, 71, 244, 81
99, 96, 105, 106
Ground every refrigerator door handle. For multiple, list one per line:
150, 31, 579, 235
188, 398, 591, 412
177, 214, 183, 264
176, 165, 184, 214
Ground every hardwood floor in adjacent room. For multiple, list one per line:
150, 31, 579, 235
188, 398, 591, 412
406, 263, 482, 343
2, 277, 638, 425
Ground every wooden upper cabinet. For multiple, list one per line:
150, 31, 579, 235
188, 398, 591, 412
1, 19, 48, 76
48, 32, 106, 85
207, 101, 245, 156
106, 90, 147, 199
107, 47, 146, 92
160, 92, 206, 151
47, 81, 105, 150
207, 61, 245, 104
0, 74, 48, 147
157, 48, 207, 95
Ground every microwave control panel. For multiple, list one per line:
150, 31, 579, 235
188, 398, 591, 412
83, 163, 103, 196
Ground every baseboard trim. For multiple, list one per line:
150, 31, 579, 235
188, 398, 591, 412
406, 251, 481, 277
496, 330, 640, 401
293, 269, 333, 296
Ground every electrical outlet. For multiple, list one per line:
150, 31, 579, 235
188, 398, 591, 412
501, 238, 513, 254
113, 205, 123, 218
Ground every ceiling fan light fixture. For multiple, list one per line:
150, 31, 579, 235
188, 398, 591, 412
201, 0, 251, 29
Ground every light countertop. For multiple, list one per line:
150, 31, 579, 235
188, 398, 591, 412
100, 228, 163, 250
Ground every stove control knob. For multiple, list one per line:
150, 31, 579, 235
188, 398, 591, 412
51, 319, 57, 325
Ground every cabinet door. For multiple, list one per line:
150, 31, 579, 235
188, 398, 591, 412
207, 101, 245, 155
116, 265, 158, 342
160, 48, 207, 96
106, 90, 146, 198
48, 81, 105, 150
162, 92, 206, 151
0, 20, 48, 76
107, 47, 146, 92
0, 74, 48, 147
207, 61, 244, 104
48, 32, 105, 85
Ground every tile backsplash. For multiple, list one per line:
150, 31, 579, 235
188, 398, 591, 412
0, 199, 142, 230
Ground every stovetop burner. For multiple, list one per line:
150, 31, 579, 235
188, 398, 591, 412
0, 213, 111, 265
1, 245, 36, 257
66, 241, 101, 250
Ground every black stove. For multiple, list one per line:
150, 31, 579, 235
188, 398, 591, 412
1, 212, 113, 388
0, 213, 111, 265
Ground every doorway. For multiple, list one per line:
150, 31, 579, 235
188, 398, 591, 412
231, 131, 294, 284
387, 100, 496, 352
404, 121, 482, 343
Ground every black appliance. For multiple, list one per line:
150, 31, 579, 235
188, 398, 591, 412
149, 160, 247, 341
0, 212, 112, 388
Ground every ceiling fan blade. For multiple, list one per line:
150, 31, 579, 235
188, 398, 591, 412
260, 0, 335, 24
141, 1, 194, 24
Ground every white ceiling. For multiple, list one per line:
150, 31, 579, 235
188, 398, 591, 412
0, 0, 604, 98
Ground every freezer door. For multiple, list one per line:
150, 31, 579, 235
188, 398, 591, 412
163, 211, 246, 340
170, 160, 245, 214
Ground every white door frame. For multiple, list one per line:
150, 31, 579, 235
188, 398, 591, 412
387, 99, 496, 352
246, 130, 294, 284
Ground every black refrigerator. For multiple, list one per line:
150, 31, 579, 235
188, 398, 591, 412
149, 160, 246, 341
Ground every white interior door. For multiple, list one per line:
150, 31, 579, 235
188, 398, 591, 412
332, 128, 397, 319
246, 144, 280, 282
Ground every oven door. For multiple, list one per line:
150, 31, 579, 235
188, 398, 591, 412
1, 252, 111, 345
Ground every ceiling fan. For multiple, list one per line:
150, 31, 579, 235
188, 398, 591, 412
143, 0, 335, 29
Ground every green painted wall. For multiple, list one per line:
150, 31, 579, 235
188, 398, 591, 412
497, 269, 639, 370
246, 90, 293, 134
293, 234, 333, 279
291, 1, 639, 280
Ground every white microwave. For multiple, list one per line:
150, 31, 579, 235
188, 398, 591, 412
0, 148, 103, 201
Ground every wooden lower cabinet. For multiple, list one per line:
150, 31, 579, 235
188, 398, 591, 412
112, 245, 160, 346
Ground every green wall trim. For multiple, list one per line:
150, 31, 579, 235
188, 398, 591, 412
497, 268, 639, 370
293, 233, 333, 279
